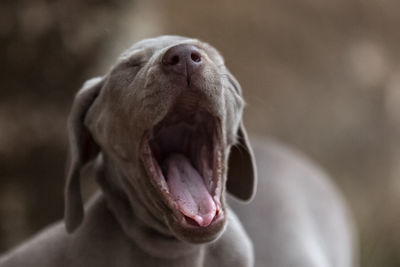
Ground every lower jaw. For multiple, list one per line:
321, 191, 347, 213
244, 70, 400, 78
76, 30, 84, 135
131, 172, 226, 242
167, 210, 226, 243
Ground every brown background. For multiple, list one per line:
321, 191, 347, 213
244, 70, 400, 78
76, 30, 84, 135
1, 1, 399, 266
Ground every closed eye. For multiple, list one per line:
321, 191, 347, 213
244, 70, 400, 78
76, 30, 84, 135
125, 60, 147, 68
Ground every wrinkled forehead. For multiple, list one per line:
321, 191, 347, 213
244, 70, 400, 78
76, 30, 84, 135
118, 35, 225, 65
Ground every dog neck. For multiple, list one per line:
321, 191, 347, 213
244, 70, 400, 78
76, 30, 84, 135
95, 157, 203, 259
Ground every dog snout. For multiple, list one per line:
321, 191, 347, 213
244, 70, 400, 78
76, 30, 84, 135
162, 44, 203, 83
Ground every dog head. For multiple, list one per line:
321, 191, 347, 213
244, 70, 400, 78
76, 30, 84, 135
64, 35, 257, 243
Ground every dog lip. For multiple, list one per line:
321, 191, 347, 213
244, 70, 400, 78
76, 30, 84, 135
140, 114, 225, 230
179, 206, 225, 229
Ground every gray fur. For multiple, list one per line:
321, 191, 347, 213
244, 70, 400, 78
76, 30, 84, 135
0, 35, 357, 267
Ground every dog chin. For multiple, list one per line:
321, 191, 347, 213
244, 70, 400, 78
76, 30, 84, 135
167, 212, 226, 243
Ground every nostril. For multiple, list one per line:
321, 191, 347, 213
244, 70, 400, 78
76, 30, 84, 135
170, 55, 180, 65
164, 54, 180, 66
191, 52, 201, 63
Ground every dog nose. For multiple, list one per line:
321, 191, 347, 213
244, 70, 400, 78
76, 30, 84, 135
162, 44, 203, 79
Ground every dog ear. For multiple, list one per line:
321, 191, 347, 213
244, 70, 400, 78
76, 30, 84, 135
64, 77, 103, 233
226, 122, 257, 202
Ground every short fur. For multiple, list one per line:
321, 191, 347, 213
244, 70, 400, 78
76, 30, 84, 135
0, 36, 357, 267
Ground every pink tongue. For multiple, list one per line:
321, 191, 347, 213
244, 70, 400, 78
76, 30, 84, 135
164, 153, 216, 227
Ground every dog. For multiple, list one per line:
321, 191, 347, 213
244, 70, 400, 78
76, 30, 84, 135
0, 35, 357, 267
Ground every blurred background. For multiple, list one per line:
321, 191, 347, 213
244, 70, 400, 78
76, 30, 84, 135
0, 0, 399, 266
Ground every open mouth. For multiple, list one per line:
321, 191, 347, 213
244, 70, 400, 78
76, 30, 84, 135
141, 107, 223, 228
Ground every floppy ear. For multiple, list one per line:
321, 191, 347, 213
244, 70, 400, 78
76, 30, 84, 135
226, 122, 257, 202
64, 77, 103, 233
